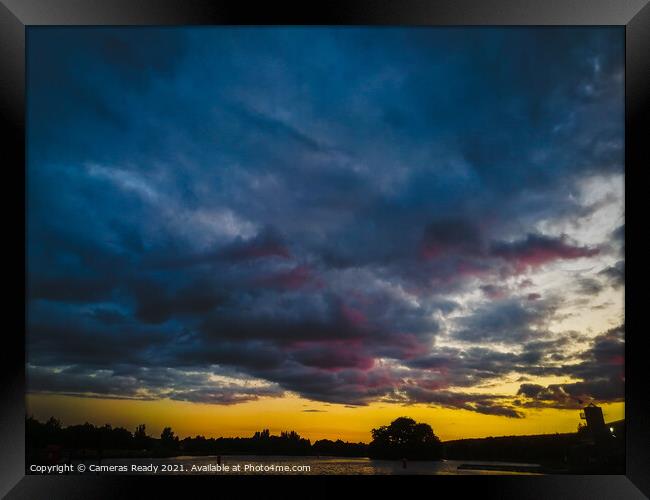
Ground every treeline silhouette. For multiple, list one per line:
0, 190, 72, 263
26, 417, 178, 458
26, 416, 369, 460
27, 416, 440, 460
184, 429, 313, 456
444, 421, 625, 471
28, 415, 622, 469
444, 432, 582, 464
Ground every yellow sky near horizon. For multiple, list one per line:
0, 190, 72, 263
26, 393, 624, 443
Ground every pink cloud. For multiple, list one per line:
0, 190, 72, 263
289, 339, 375, 371
492, 234, 599, 273
340, 303, 368, 329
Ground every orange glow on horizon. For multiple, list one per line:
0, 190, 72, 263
26, 393, 624, 444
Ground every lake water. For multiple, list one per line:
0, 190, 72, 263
76, 455, 542, 475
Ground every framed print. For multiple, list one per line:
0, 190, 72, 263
2, 0, 649, 498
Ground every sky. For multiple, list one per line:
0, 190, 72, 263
26, 27, 624, 442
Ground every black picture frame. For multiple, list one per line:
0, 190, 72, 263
2, 1, 648, 497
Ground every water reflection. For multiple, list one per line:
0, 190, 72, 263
84, 455, 541, 475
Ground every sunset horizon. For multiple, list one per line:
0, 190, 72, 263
26, 394, 624, 444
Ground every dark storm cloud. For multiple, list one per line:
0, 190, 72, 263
599, 260, 624, 289
405, 335, 576, 390
28, 28, 188, 169
132, 278, 228, 325
576, 278, 605, 296
217, 228, 291, 262
232, 105, 327, 153
480, 284, 509, 300
420, 218, 484, 259
28, 364, 284, 404
516, 325, 624, 408
160, 227, 292, 268
452, 297, 558, 343
28, 365, 148, 399
402, 325, 622, 412
86, 307, 131, 326
27, 27, 623, 414
397, 386, 524, 419
167, 385, 284, 405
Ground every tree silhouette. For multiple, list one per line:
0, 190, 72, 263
160, 427, 180, 451
368, 417, 442, 460
133, 424, 150, 450
253, 429, 271, 440
45, 417, 62, 433
134, 424, 146, 439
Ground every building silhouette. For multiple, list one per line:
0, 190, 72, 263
580, 403, 612, 446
